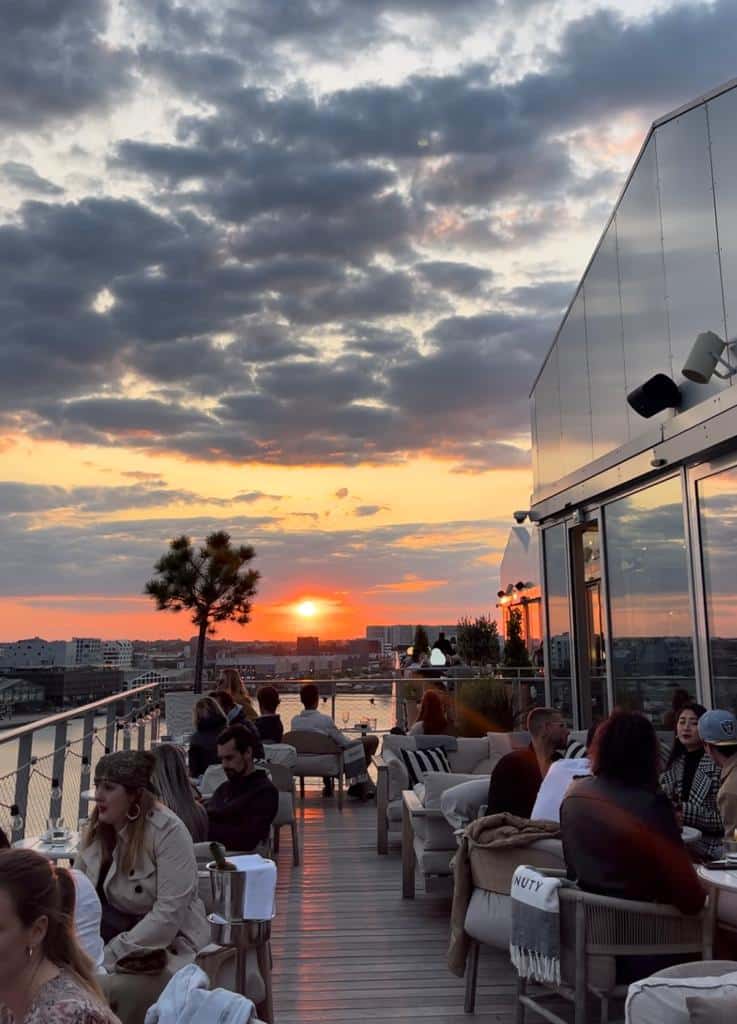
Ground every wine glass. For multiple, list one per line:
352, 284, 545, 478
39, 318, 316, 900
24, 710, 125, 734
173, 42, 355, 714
341, 708, 350, 728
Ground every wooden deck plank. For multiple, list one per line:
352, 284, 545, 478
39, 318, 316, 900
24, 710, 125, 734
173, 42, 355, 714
267, 785, 526, 1024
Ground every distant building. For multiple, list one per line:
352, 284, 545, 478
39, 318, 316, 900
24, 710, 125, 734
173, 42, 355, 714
102, 640, 133, 668
296, 636, 320, 655
0, 638, 73, 669
9, 667, 124, 706
0, 677, 45, 710
365, 624, 458, 649
72, 638, 103, 666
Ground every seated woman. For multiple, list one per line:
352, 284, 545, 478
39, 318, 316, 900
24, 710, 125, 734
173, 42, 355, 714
218, 668, 258, 721
660, 701, 723, 860
0, 848, 119, 1024
152, 743, 209, 842
561, 711, 705, 982
75, 750, 209, 972
561, 711, 704, 913
409, 688, 454, 736
188, 696, 227, 779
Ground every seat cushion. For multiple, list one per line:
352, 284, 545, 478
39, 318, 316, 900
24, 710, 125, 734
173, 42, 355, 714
264, 743, 297, 768
625, 969, 737, 1024
273, 791, 294, 827
449, 738, 489, 774
464, 888, 512, 949
293, 753, 341, 776
400, 746, 451, 786
440, 776, 491, 831
383, 748, 411, 801
414, 836, 454, 876
686, 993, 737, 1022
420, 771, 480, 810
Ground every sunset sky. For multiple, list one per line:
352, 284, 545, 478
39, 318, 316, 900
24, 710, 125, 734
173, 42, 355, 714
2, 0, 737, 641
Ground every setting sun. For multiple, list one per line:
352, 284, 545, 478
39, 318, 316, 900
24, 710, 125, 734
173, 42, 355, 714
296, 600, 318, 618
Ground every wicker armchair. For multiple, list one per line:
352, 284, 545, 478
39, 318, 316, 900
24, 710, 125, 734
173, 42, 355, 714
516, 884, 714, 1024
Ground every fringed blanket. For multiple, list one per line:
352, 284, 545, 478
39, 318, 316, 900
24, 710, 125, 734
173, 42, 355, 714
510, 865, 563, 985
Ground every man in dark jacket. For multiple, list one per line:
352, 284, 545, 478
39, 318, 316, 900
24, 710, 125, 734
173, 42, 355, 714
486, 707, 569, 818
206, 724, 278, 851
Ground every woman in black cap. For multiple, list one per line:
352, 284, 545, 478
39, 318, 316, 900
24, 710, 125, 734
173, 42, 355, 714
74, 751, 209, 972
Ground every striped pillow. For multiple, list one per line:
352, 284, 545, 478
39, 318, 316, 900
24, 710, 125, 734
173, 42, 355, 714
562, 738, 587, 759
400, 745, 452, 787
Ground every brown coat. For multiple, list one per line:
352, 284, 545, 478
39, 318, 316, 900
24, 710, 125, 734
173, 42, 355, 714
75, 803, 210, 969
448, 813, 562, 975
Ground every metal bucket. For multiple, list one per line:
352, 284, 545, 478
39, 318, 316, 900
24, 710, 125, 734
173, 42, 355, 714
207, 862, 247, 922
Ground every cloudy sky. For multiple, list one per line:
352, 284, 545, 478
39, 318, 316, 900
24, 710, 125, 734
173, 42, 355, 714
1, 0, 736, 641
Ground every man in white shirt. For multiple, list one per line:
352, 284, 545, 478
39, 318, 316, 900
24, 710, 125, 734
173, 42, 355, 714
530, 756, 591, 823
290, 683, 378, 797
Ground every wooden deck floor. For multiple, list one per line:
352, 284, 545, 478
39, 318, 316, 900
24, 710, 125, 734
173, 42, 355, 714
269, 786, 520, 1024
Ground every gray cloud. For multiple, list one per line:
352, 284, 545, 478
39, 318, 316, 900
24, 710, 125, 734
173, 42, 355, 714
354, 505, 389, 517
3, 162, 64, 196
0, 0, 130, 128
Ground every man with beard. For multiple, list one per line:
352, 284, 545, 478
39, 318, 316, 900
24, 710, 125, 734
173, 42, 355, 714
206, 724, 279, 852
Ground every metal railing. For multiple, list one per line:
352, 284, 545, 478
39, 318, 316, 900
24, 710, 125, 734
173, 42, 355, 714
0, 682, 162, 843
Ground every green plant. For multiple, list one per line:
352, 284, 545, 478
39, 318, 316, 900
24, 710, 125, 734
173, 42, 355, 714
456, 614, 500, 665
455, 678, 516, 737
145, 531, 260, 692
503, 607, 531, 668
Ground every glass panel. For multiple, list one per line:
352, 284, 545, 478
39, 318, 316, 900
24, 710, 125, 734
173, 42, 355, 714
616, 140, 671, 402
531, 394, 540, 493
534, 345, 562, 491
583, 223, 630, 457
707, 87, 737, 356
605, 477, 695, 720
656, 105, 726, 401
697, 465, 737, 714
544, 524, 573, 721
557, 292, 593, 478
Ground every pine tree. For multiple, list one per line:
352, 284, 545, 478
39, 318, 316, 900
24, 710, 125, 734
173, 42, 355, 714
456, 615, 501, 665
145, 531, 260, 692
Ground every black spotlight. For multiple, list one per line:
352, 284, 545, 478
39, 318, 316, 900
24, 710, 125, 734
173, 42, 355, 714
626, 373, 681, 419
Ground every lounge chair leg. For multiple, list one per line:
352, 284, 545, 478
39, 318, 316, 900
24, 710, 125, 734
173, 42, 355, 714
256, 940, 274, 1024
599, 995, 608, 1024
515, 974, 526, 1024
401, 798, 415, 899
337, 774, 343, 812
299, 776, 305, 799
273, 826, 280, 853
464, 940, 480, 1013
291, 821, 300, 866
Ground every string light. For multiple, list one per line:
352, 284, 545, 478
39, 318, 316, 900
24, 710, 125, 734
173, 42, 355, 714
10, 804, 23, 831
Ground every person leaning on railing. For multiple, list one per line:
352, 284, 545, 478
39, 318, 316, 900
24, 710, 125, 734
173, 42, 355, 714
75, 751, 210, 972
0, 848, 120, 1024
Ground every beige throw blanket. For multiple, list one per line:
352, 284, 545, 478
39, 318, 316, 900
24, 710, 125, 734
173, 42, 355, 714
447, 813, 561, 976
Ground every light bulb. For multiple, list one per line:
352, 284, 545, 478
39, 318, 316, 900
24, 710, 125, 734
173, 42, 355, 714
81, 758, 91, 779
10, 805, 23, 831
51, 779, 62, 801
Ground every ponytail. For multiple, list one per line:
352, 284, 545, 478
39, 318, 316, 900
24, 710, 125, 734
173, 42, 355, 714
0, 850, 104, 1003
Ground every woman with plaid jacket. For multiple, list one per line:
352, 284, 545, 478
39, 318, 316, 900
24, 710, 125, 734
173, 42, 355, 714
660, 702, 724, 860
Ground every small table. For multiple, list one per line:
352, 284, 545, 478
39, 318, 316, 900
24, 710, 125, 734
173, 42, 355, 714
682, 826, 702, 848
14, 832, 80, 862
697, 864, 737, 943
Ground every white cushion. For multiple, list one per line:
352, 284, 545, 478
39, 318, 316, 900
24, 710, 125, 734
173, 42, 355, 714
264, 743, 297, 768
464, 888, 512, 949
293, 753, 341, 776
383, 748, 410, 801
449, 738, 489, 774
440, 776, 491, 831
487, 732, 529, 772
625, 970, 737, 1024
422, 771, 480, 810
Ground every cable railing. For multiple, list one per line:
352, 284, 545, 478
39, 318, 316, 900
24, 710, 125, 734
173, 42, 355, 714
0, 681, 162, 843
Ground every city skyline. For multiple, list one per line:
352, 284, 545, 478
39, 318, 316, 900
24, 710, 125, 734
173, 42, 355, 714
3, 2, 737, 641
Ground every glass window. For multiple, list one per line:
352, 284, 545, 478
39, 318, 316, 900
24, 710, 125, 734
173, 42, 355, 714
604, 477, 695, 720
656, 105, 726, 400
707, 86, 737, 354
557, 292, 593, 478
697, 465, 737, 714
534, 345, 562, 492
583, 222, 630, 457
615, 139, 671, 401
543, 524, 573, 721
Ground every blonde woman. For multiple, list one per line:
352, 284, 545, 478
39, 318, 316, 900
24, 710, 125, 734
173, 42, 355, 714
75, 751, 209, 971
218, 668, 258, 720
151, 744, 209, 842
188, 695, 227, 778
0, 849, 119, 1024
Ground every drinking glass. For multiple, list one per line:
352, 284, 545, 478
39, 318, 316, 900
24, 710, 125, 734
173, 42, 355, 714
341, 710, 350, 727
725, 839, 737, 865
77, 817, 89, 837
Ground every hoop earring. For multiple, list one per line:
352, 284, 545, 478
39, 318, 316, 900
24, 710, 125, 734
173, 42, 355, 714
126, 804, 141, 822
26, 946, 33, 959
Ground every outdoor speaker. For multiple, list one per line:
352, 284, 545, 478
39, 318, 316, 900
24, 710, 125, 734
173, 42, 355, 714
626, 373, 681, 419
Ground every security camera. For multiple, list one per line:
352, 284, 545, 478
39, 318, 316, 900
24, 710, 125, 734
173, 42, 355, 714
627, 373, 681, 418
682, 331, 737, 384
513, 510, 529, 524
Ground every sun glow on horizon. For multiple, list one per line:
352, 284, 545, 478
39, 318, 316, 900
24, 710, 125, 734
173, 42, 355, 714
296, 600, 318, 618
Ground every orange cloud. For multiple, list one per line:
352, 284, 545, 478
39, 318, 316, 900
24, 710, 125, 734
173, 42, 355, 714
370, 576, 448, 594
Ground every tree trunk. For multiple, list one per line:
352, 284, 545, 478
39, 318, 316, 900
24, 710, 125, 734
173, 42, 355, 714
193, 618, 208, 694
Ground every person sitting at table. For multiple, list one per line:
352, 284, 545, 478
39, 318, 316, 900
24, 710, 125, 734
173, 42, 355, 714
206, 725, 279, 852
409, 689, 454, 736
530, 723, 598, 823
486, 707, 569, 819
75, 751, 209, 971
254, 685, 284, 744
561, 711, 704, 912
699, 708, 737, 843
152, 743, 208, 842
188, 696, 227, 780
218, 668, 258, 720
290, 683, 378, 798
0, 848, 119, 1023
660, 702, 723, 860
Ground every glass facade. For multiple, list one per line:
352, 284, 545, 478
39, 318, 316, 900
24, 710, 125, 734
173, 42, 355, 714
531, 86, 737, 497
543, 524, 572, 720
698, 467, 737, 714
603, 477, 696, 718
